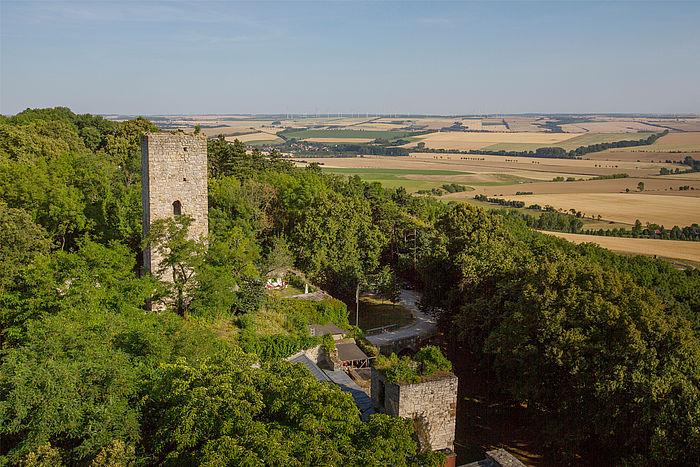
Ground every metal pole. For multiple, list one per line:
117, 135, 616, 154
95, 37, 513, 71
355, 283, 360, 327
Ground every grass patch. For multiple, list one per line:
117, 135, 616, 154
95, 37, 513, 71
325, 169, 477, 193
357, 176, 475, 193
285, 129, 417, 140
357, 295, 414, 331
274, 285, 305, 298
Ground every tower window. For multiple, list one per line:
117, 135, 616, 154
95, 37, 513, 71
173, 200, 182, 216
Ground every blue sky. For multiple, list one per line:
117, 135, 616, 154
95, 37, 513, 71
2, 1, 699, 116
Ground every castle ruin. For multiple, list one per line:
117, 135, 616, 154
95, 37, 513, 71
141, 133, 208, 278
371, 367, 458, 453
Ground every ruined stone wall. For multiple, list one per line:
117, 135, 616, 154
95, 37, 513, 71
371, 368, 457, 452
141, 133, 208, 278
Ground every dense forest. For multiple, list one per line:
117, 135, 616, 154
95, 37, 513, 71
1, 108, 699, 466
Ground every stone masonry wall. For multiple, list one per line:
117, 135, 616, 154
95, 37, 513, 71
371, 368, 457, 452
141, 133, 208, 279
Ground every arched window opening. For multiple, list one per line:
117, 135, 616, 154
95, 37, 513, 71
173, 200, 182, 216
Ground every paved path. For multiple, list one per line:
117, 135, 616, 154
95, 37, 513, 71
365, 290, 437, 347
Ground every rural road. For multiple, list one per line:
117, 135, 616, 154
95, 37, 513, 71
365, 290, 438, 346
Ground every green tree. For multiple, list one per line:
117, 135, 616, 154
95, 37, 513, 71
143, 215, 206, 315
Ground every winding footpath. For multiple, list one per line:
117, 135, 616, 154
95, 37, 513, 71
365, 290, 438, 347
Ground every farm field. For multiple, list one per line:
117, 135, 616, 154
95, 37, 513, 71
304, 137, 375, 143
559, 120, 667, 133
321, 168, 477, 192
309, 153, 681, 181
601, 131, 700, 153
303, 154, 698, 227
585, 150, 699, 162
226, 132, 283, 144
658, 172, 700, 181
322, 168, 472, 176
283, 129, 416, 140
484, 193, 699, 226
405, 131, 580, 151
467, 177, 700, 197
542, 231, 700, 265
480, 132, 657, 152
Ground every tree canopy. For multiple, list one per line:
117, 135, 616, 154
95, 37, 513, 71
1, 108, 698, 466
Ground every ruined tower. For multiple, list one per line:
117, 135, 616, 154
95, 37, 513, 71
371, 367, 458, 453
141, 132, 208, 277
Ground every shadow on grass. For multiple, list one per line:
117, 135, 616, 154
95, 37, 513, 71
355, 295, 414, 331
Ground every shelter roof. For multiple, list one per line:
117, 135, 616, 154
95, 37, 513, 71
336, 342, 369, 362
309, 323, 346, 337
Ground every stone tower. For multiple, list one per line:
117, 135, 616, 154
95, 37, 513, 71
371, 367, 458, 453
141, 132, 208, 278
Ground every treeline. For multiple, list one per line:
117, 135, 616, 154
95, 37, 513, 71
467, 131, 668, 159
474, 194, 526, 208
416, 183, 469, 196
658, 156, 700, 175
475, 196, 699, 241
583, 220, 700, 241
590, 172, 629, 180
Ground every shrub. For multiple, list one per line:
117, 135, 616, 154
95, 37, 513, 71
375, 353, 420, 384
321, 333, 336, 353
414, 345, 452, 376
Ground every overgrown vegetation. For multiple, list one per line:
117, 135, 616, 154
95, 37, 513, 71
375, 346, 452, 384
1, 107, 698, 466
0, 108, 441, 466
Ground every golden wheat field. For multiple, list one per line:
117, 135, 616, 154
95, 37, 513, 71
560, 121, 668, 133
542, 232, 700, 264
304, 137, 375, 143
305, 154, 698, 226
313, 153, 680, 180
225, 132, 282, 143
469, 177, 700, 197
602, 132, 700, 153
495, 193, 699, 226
406, 131, 582, 151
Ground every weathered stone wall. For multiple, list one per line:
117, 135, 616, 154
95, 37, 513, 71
141, 133, 208, 278
371, 368, 457, 452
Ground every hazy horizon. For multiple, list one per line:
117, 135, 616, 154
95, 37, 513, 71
2, 0, 699, 116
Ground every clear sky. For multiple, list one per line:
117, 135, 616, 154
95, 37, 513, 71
2, 0, 699, 116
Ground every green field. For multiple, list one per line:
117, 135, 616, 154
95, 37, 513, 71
481, 133, 652, 152
322, 168, 477, 192
322, 168, 524, 192
284, 129, 417, 140
338, 174, 473, 192
322, 168, 472, 175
